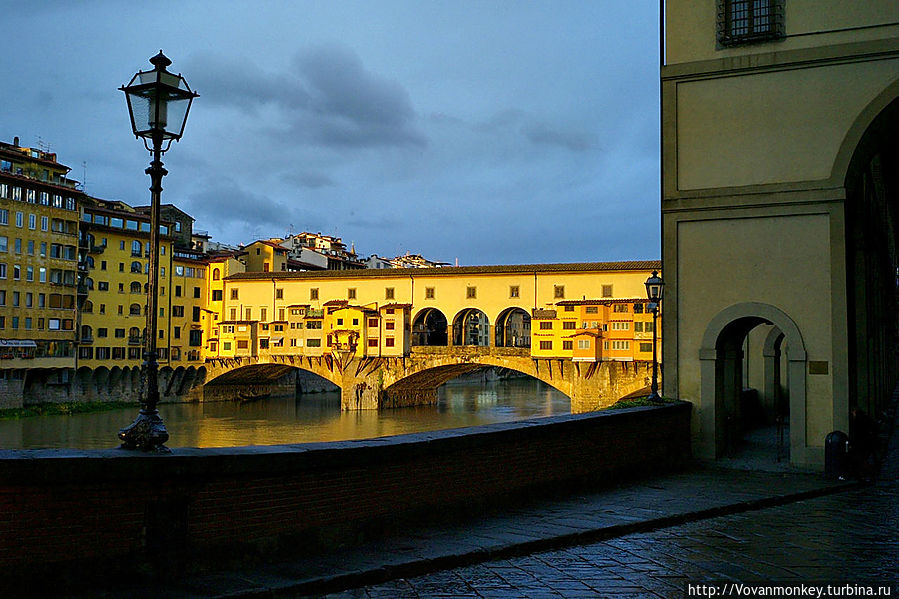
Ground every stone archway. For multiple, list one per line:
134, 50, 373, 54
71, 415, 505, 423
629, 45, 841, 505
699, 302, 808, 466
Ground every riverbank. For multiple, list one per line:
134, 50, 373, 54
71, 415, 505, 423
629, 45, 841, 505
0, 400, 138, 421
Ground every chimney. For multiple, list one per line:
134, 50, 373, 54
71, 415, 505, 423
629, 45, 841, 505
13, 136, 19, 147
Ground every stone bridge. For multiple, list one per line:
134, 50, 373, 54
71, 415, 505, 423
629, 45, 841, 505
202, 346, 656, 412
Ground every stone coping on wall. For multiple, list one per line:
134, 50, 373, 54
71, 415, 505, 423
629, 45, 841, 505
0, 402, 690, 484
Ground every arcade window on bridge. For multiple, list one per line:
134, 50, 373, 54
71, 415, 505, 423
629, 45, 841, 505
385, 287, 394, 300
425, 287, 435, 299
509, 286, 519, 298
554, 285, 565, 299
466, 286, 477, 299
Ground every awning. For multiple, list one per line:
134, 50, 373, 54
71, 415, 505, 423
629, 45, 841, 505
0, 340, 37, 347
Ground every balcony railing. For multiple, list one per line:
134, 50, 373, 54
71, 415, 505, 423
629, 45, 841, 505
127, 337, 142, 345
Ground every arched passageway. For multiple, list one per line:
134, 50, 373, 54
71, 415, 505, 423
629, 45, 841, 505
452, 309, 490, 347
494, 308, 531, 348
843, 92, 899, 419
700, 303, 807, 466
412, 308, 448, 346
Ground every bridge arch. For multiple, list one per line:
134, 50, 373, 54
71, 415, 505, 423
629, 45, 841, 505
452, 308, 490, 347
382, 360, 572, 408
494, 307, 531, 348
412, 308, 448, 346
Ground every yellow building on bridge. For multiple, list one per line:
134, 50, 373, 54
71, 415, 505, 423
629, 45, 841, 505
205, 261, 661, 364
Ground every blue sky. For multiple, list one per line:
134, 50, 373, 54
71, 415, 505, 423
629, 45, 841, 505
1, 1, 660, 265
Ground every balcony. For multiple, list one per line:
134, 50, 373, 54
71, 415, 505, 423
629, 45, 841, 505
127, 337, 143, 346
80, 336, 93, 345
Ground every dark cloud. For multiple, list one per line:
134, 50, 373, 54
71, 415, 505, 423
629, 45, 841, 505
521, 122, 592, 152
188, 45, 426, 149
285, 171, 336, 189
187, 178, 288, 238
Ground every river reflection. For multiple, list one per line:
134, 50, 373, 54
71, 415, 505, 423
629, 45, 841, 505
0, 378, 570, 450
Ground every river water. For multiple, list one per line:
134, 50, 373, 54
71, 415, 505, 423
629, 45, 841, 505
0, 378, 570, 450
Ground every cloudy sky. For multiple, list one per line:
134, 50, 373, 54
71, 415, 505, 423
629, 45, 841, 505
1, 1, 660, 266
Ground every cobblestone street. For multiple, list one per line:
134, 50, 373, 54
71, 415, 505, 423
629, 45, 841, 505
320, 413, 899, 599
328, 484, 897, 598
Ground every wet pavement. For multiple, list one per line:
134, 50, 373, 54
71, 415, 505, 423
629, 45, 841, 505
318, 406, 899, 599
64, 397, 897, 599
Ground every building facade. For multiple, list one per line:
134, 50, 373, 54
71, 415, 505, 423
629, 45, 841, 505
0, 139, 83, 399
662, 1, 899, 468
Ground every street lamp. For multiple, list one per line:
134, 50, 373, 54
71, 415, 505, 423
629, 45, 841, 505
644, 271, 664, 403
118, 51, 197, 452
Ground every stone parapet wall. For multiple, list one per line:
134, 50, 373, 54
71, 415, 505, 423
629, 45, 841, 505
0, 402, 691, 593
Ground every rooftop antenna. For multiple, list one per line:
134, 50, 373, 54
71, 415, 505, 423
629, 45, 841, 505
81, 161, 88, 192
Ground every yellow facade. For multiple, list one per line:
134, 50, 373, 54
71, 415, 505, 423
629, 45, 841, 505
214, 262, 660, 363
244, 240, 287, 273
1, 141, 82, 375
530, 300, 661, 363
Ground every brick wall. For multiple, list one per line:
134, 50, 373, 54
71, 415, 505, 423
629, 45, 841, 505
0, 402, 691, 591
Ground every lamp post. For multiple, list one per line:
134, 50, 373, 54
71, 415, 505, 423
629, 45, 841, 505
118, 51, 197, 452
644, 271, 664, 403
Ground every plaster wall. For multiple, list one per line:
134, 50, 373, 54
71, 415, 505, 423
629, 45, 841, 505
676, 213, 833, 447
674, 58, 899, 190
665, 0, 899, 65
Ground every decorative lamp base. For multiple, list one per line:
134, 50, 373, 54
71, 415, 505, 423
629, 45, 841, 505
118, 410, 172, 453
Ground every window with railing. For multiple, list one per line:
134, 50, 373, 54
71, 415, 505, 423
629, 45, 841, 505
717, 0, 784, 47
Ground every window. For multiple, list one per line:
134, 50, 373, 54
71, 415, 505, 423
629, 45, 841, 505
633, 303, 644, 314
611, 322, 630, 330
0, 236, 5, 253
562, 340, 573, 350
539, 321, 553, 330
244, 308, 251, 320
115, 328, 125, 338
385, 321, 395, 330
230, 308, 237, 320
230, 289, 238, 300
174, 285, 182, 297
260, 308, 267, 321
717, 0, 784, 47
172, 306, 184, 317
98, 281, 109, 291
0, 209, 6, 225
97, 328, 108, 338
613, 304, 629, 313
310, 288, 319, 300
385, 287, 394, 300
509, 286, 519, 298
368, 318, 378, 327
466, 286, 476, 299
539, 340, 552, 350
0, 264, 5, 279
368, 338, 379, 347
554, 285, 565, 299
601, 285, 613, 298
16, 212, 23, 227
41, 216, 48, 231
347, 288, 356, 300
562, 321, 576, 330
13, 264, 20, 280
385, 337, 395, 347
612, 340, 630, 350
212, 268, 220, 281
130, 304, 141, 315
174, 326, 181, 339
640, 342, 653, 353
634, 322, 644, 333
28, 214, 36, 230
425, 287, 435, 299
276, 288, 283, 299
578, 339, 591, 350
564, 305, 575, 312
212, 290, 223, 301
336, 318, 344, 326
644, 321, 655, 333
586, 306, 598, 314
